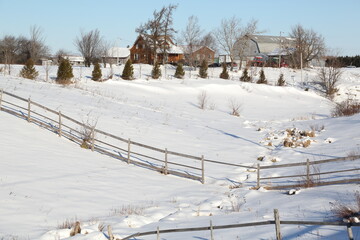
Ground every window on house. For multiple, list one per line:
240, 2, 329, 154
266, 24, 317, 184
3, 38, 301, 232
134, 54, 139, 60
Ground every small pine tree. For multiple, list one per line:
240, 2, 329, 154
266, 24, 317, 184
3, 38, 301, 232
152, 61, 161, 79
122, 59, 134, 80
240, 68, 251, 82
20, 59, 38, 80
199, 60, 208, 78
91, 62, 102, 81
56, 58, 74, 84
257, 69, 267, 84
174, 62, 185, 79
219, 63, 229, 79
277, 73, 286, 86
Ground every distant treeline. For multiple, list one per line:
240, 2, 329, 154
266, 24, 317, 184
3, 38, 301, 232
327, 55, 360, 67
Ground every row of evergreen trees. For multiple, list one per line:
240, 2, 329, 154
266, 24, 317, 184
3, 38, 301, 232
19, 58, 286, 86
331, 55, 360, 67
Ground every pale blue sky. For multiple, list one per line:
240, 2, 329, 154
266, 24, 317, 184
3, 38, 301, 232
0, 0, 359, 56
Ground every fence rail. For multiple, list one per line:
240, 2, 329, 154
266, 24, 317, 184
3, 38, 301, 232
120, 209, 358, 240
256, 156, 360, 190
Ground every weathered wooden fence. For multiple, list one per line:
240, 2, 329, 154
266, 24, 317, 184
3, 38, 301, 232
119, 209, 358, 240
256, 156, 360, 190
1, 89, 360, 189
0, 89, 256, 184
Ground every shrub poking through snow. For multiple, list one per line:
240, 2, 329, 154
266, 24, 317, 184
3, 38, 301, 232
20, 58, 39, 80
198, 90, 209, 110
174, 62, 185, 79
91, 62, 102, 81
228, 98, 242, 116
199, 59, 208, 78
56, 58, 73, 84
330, 191, 360, 223
240, 68, 251, 82
122, 59, 134, 80
219, 63, 229, 79
256, 68, 267, 84
332, 98, 360, 117
277, 73, 285, 86
151, 61, 161, 79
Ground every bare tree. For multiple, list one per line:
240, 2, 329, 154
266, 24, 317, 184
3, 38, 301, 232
200, 32, 217, 52
0, 35, 19, 74
136, 7, 167, 65
54, 49, 69, 65
235, 19, 259, 69
28, 25, 49, 63
161, 4, 177, 65
213, 17, 241, 69
290, 24, 326, 68
181, 15, 203, 68
74, 29, 102, 67
197, 90, 209, 110
100, 40, 112, 68
317, 57, 342, 99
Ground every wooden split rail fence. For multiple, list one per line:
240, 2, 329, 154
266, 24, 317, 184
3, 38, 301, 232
120, 209, 359, 240
0, 89, 255, 184
256, 155, 360, 190
1, 89, 359, 189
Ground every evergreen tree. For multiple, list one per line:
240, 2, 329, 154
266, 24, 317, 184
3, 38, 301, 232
151, 61, 161, 79
122, 59, 134, 80
240, 68, 251, 82
56, 58, 74, 84
91, 62, 102, 81
219, 63, 229, 79
199, 59, 208, 78
174, 62, 185, 79
277, 73, 286, 86
257, 69, 267, 84
19, 58, 38, 80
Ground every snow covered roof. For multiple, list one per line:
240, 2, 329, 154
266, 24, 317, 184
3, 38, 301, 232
63, 55, 84, 62
250, 35, 296, 55
107, 47, 130, 58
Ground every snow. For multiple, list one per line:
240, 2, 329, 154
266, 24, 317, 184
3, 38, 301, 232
0, 64, 360, 239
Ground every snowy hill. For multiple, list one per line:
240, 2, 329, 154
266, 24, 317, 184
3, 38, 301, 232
0, 64, 359, 239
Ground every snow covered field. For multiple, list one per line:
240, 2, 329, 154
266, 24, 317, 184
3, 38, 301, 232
0, 64, 359, 239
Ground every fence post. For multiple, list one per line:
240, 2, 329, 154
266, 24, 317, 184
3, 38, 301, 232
27, 98, 31, 122
157, 226, 160, 240
164, 148, 168, 175
210, 220, 214, 240
58, 111, 62, 137
257, 164, 260, 189
306, 159, 310, 188
347, 224, 354, 240
127, 138, 131, 164
0, 89, 3, 110
201, 155, 205, 184
91, 127, 95, 152
107, 225, 114, 240
274, 209, 282, 240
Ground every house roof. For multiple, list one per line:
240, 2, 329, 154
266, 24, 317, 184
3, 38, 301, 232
179, 45, 215, 54
107, 47, 130, 58
63, 55, 84, 62
249, 35, 295, 55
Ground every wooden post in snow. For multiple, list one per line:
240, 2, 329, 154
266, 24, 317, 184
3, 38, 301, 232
210, 220, 214, 240
274, 209, 282, 240
107, 225, 114, 240
347, 224, 354, 240
0, 89, 3, 110
58, 111, 62, 137
91, 127, 95, 152
201, 155, 205, 184
257, 164, 260, 189
164, 148, 168, 175
306, 159, 310, 188
27, 98, 31, 122
127, 138, 131, 164
156, 226, 160, 240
